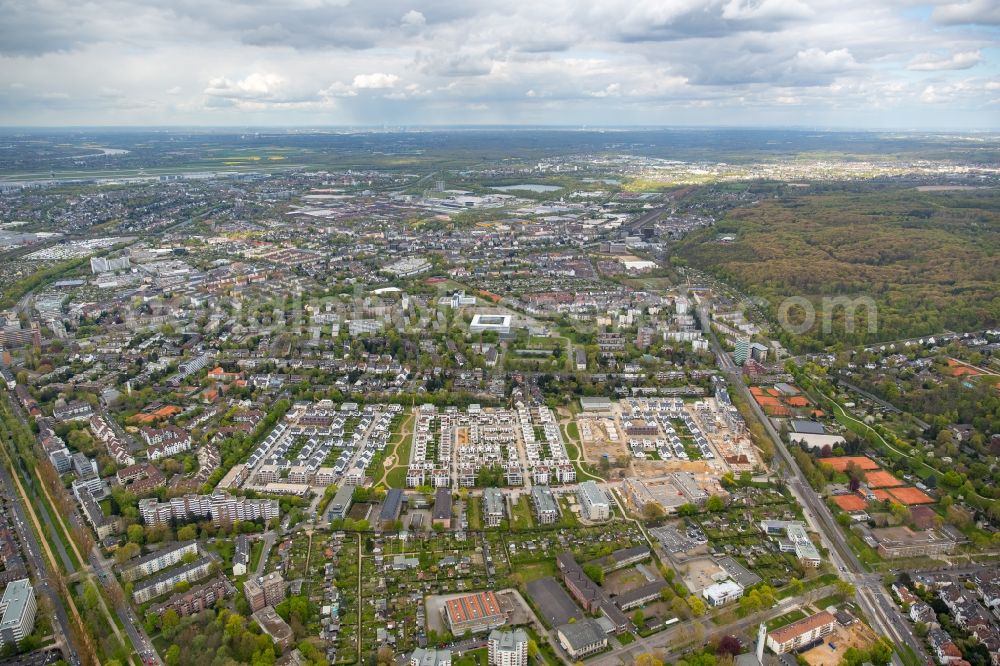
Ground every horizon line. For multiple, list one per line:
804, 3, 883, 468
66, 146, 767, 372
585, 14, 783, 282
0, 124, 998, 134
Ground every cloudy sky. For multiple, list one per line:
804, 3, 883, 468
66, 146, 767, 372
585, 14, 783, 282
1, 0, 998, 128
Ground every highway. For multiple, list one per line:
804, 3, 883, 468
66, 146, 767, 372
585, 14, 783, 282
697, 305, 928, 666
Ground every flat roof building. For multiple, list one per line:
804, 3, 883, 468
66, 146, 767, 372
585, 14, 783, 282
530, 486, 559, 525
577, 481, 611, 522
579, 397, 612, 412
482, 488, 505, 528
0, 579, 35, 649
488, 628, 528, 666
470, 314, 512, 335
327, 486, 354, 522
703, 580, 744, 607
410, 648, 452, 666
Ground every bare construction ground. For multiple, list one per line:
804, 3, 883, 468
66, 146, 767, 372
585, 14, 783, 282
677, 556, 726, 594
800, 621, 879, 666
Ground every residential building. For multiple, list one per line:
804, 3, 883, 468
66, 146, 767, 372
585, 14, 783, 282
530, 486, 559, 525
482, 488, 505, 528
766, 611, 836, 654
577, 481, 611, 522
244, 572, 286, 612
252, 606, 294, 650
488, 628, 528, 666
734, 338, 750, 366
132, 555, 217, 603
233, 535, 249, 577
149, 577, 234, 618
327, 486, 354, 522
139, 493, 279, 527
120, 541, 199, 582
0, 579, 35, 649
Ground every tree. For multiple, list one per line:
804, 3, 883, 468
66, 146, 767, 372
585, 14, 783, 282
165, 645, 181, 666
127, 523, 145, 545
633, 609, 645, 627
177, 524, 198, 541
635, 654, 665, 666
642, 502, 667, 522
688, 595, 706, 617
676, 503, 699, 517
717, 636, 742, 657
114, 542, 141, 565
583, 563, 605, 585
706, 495, 725, 512
161, 608, 180, 636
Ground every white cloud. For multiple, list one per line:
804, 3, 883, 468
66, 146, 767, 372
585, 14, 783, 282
721, 0, 813, 22
0, 0, 996, 126
792, 48, 857, 73
931, 0, 1000, 25
205, 73, 285, 100
351, 72, 400, 89
401, 10, 426, 27
908, 50, 982, 71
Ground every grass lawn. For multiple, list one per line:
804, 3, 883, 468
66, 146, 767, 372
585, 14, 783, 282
766, 609, 807, 631
385, 465, 408, 489
813, 593, 845, 610
519, 560, 557, 582
467, 498, 483, 530
512, 496, 535, 530
454, 648, 487, 666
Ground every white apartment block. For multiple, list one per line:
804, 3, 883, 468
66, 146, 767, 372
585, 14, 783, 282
0, 579, 36, 649
577, 481, 611, 522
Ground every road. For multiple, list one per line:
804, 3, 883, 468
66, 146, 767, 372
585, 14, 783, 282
0, 446, 77, 664
697, 306, 927, 666
90, 547, 163, 666
5, 392, 160, 666
590, 585, 837, 666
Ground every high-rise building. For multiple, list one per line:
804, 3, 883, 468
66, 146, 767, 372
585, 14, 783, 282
245, 572, 286, 612
488, 629, 528, 666
0, 579, 36, 649
734, 338, 750, 366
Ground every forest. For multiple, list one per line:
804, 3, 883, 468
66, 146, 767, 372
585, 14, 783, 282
675, 186, 1000, 351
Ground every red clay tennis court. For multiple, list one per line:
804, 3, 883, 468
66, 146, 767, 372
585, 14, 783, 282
888, 487, 934, 505
871, 489, 892, 502
865, 470, 904, 488
832, 495, 867, 512
818, 456, 879, 472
